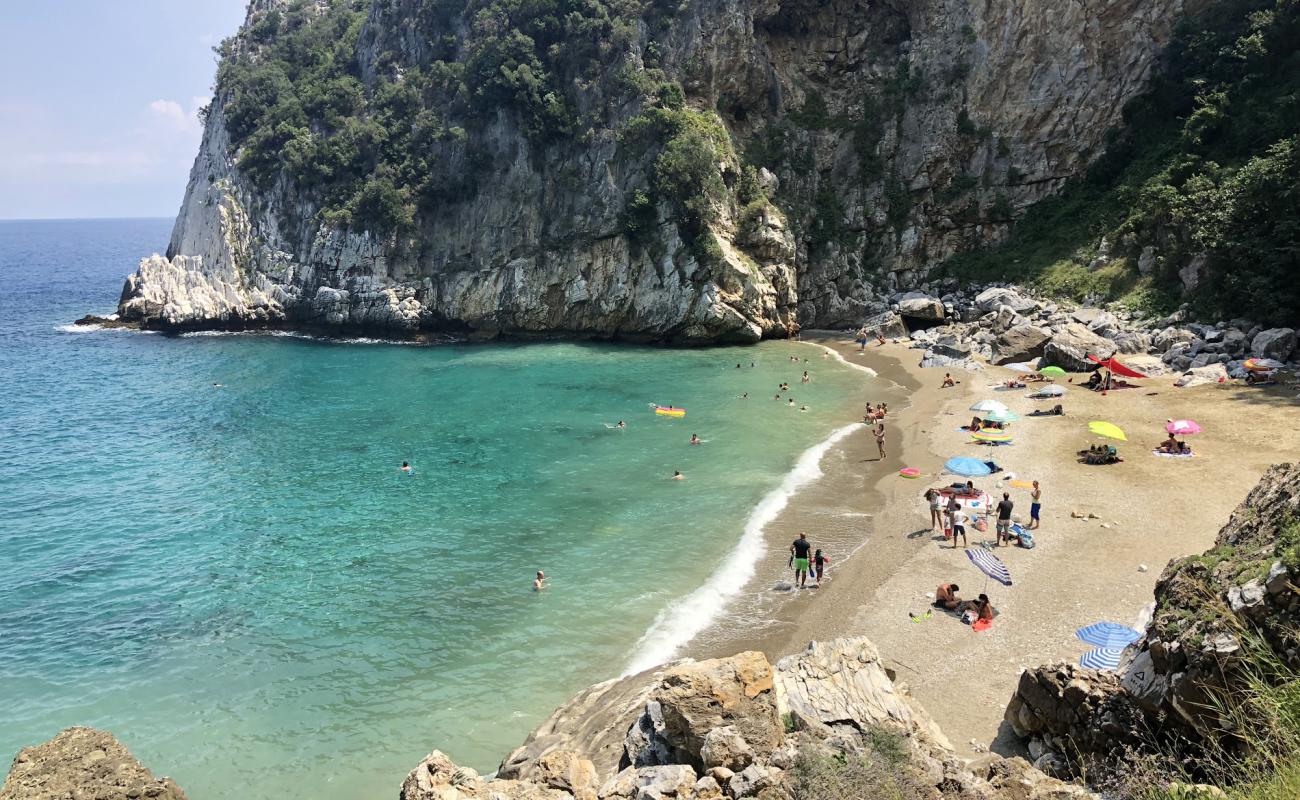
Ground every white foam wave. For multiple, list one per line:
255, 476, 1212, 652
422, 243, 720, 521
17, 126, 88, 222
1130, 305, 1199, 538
54, 323, 155, 335
622, 422, 864, 675
798, 340, 877, 377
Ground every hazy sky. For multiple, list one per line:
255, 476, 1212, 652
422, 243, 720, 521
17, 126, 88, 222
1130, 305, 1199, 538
0, 2, 248, 219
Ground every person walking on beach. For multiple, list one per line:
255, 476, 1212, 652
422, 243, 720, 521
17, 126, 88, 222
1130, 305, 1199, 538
789, 532, 813, 588
873, 420, 887, 459
1028, 481, 1042, 530
996, 492, 1014, 546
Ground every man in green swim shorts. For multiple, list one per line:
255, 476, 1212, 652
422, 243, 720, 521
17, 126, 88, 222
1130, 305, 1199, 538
790, 532, 813, 589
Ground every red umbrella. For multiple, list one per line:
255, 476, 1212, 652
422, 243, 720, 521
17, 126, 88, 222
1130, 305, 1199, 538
1087, 354, 1147, 379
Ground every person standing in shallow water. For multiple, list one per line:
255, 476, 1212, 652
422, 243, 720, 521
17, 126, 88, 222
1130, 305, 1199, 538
789, 532, 813, 588
873, 420, 886, 459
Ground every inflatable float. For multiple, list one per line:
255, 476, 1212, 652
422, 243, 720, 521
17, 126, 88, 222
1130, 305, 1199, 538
654, 406, 686, 417
899, 467, 920, 479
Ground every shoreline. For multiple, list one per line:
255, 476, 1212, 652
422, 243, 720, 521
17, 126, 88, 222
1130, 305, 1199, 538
677, 330, 1300, 758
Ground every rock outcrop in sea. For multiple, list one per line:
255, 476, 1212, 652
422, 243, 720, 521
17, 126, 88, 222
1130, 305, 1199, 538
111, 0, 1196, 341
0, 727, 187, 800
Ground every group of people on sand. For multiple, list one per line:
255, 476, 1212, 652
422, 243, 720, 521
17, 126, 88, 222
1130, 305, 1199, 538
924, 483, 1040, 550
789, 531, 830, 588
1157, 431, 1192, 455
933, 582, 994, 624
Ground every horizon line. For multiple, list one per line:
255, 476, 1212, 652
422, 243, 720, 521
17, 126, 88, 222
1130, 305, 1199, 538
0, 216, 173, 223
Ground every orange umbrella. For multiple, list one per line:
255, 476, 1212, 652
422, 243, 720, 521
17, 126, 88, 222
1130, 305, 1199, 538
1087, 354, 1147, 379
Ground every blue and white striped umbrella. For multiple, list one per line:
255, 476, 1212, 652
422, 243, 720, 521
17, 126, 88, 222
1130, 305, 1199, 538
1076, 622, 1141, 648
966, 548, 1012, 586
1080, 647, 1125, 670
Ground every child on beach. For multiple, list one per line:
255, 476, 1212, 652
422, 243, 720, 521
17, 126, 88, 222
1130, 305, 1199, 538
813, 549, 830, 585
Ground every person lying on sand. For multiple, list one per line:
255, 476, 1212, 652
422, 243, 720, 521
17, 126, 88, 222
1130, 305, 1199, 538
1158, 433, 1181, 453
969, 416, 983, 432
934, 583, 961, 609
1028, 405, 1064, 417
1003, 378, 1026, 389
941, 373, 957, 388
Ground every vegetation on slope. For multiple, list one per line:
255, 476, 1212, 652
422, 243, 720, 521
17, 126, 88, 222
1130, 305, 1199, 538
941, 0, 1300, 327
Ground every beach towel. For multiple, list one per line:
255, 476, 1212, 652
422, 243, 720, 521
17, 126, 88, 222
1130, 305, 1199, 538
972, 618, 993, 632
1152, 449, 1195, 459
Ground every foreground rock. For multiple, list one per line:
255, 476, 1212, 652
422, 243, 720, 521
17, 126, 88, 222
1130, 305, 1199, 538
405, 639, 1092, 800
1005, 462, 1300, 780
0, 728, 187, 800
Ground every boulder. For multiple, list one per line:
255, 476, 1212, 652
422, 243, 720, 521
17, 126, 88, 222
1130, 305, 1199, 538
930, 335, 973, 359
726, 764, 780, 799
501, 664, 669, 783
975, 286, 1038, 314
1153, 327, 1196, 352
698, 727, 753, 772
0, 728, 188, 800
857, 311, 908, 342
1110, 330, 1153, 354
1173, 363, 1229, 388
896, 293, 946, 321
598, 765, 697, 799
1250, 328, 1296, 361
993, 325, 1052, 365
1041, 324, 1116, 371
402, 750, 572, 800
625, 652, 782, 772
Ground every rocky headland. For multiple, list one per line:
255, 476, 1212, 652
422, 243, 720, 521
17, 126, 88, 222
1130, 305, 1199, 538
97, 0, 1267, 343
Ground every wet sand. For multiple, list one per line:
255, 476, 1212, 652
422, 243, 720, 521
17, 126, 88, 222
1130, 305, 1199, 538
686, 330, 1300, 757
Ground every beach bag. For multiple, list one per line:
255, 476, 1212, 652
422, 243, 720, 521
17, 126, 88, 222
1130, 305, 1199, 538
961, 610, 977, 625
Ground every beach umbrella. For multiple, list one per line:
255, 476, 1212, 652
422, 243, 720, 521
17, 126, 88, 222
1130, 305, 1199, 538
1005, 363, 1036, 374
1088, 421, 1127, 441
1080, 647, 1126, 670
1032, 384, 1066, 397
966, 548, 1013, 586
971, 429, 1014, 444
1039, 366, 1067, 377
1087, 354, 1147, 379
1166, 419, 1202, 435
981, 408, 1020, 424
970, 399, 1010, 413
1076, 621, 1141, 648
944, 456, 993, 477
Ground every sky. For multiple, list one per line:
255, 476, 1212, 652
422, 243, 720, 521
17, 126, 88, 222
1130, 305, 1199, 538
0, 2, 249, 219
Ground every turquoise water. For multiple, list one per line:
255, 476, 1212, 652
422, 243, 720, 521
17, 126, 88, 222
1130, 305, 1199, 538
0, 219, 871, 799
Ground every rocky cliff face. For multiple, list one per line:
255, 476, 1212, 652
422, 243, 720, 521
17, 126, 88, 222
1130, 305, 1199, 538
116, 0, 1196, 341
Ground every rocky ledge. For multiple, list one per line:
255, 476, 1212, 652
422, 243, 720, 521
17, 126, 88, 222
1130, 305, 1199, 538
400, 638, 1090, 800
0, 727, 187, 800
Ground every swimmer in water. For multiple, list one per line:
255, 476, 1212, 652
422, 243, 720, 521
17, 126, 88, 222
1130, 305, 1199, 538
800, 405, 808, 412
212, 382, 223, 388
739, 393, 748, 400
788, 399, 796, 407
400, 461, 412, 473
617, 420, 625, 429
673, 470, 684, 480
533, 570, 548, 591
736, 363, 741, 369
802, 371, 810, 384
690, 434, 700, 445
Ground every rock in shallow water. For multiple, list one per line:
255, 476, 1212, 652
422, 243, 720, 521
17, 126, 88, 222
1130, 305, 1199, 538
0, 727, 188, 800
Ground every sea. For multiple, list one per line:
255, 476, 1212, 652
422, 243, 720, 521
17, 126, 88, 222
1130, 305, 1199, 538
0, 219, 874, 799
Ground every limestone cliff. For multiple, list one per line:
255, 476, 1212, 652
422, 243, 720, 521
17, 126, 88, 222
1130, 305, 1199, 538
116, 0, 1196, 341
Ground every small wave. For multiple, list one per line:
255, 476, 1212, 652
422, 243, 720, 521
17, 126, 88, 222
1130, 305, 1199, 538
54, 323, 155, 335
799, 341, 878, 377
622, 422, 863, 675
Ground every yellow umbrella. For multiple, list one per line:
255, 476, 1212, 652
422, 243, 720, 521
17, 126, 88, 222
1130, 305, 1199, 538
1088, 421, 1127, 441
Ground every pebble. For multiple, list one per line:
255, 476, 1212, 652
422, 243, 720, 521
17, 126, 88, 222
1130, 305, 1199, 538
1138, 564, 1149, 572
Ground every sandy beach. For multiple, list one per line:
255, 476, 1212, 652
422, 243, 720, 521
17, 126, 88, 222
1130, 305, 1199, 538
689, 330, 1300, 757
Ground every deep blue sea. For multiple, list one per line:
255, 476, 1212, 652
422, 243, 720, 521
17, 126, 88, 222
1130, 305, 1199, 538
0, 219, 872, 799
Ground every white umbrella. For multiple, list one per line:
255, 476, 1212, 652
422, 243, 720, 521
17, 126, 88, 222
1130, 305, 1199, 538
970, 399, 1011, 413
1030, 384, 1066, 397
1005, 363, 1036, 374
